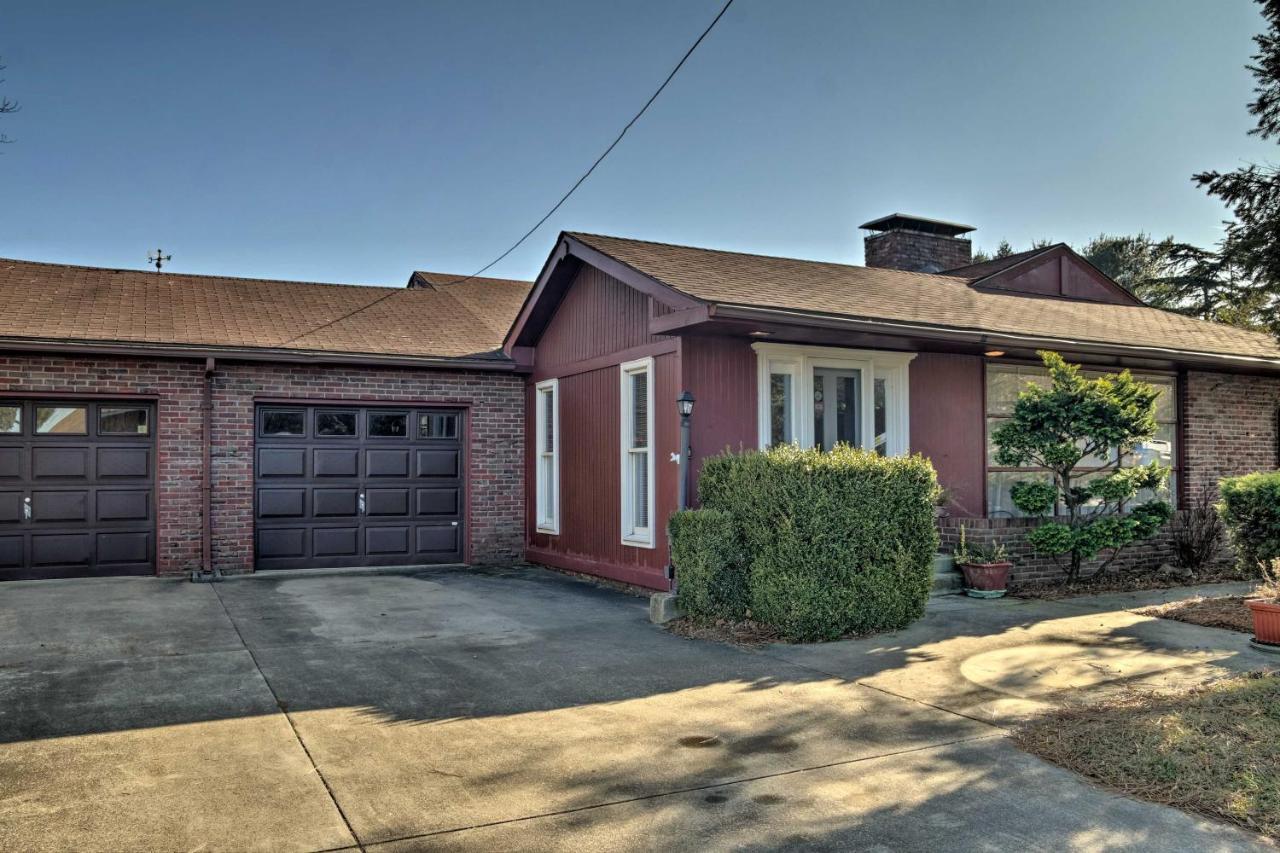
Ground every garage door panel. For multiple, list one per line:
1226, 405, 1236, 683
314, 449, 359, 478
31, 491, 88, 523
258, 488, 306, 518
366, 526, 410, 556
0, 400, 156, 581
0, 535, 22, 567
416, 488, 459, 517
416, 525, 458, 554
367, 449, 410, 478
366, 488, 409, 517
0, 491, 23, 523
255, 405, 463, 569
258, 528, 306, 559
31, 533, 92, 567
258, 448, 306, 478
97, 531, 150, 564
32, 447, 88, 479
313, 488, 359, 517
0, 447, 21, 478
415, 449, 458, 478
97, 447, 150, 478
313, 527, 358, 558
97, 490, 150, 522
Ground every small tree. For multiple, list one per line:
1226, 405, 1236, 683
991, 352, 1173, 582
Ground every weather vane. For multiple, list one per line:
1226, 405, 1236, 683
147, 249, 172, 273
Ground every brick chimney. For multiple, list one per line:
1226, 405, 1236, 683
861, 213, 975, 273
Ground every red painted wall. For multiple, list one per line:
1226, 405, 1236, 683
525, 266, 679, 590
682, 335, 757, 496
909, 353, 985, 517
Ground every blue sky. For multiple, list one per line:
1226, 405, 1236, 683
1, 0, 1273, 285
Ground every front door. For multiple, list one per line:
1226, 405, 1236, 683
812, 368, 862, 451
253, 405, 465, 569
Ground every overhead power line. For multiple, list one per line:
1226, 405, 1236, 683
275, 0, 735, 348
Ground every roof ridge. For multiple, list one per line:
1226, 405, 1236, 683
0, 256, 403, 292
940, 245, 1060, 276
411, 270, 531, 287
566, 232, 975, 284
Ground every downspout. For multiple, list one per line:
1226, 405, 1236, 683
191, 356, 222, 583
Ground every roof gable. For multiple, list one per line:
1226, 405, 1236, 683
965, 244, 1143, 306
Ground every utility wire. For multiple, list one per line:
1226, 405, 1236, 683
275, 0, 735, 348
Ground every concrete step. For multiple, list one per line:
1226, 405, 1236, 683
930, 552, 963, 597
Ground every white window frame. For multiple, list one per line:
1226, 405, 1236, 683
619, 357, 656, 548
753, 343, 915, 455
535, 378, 560, 534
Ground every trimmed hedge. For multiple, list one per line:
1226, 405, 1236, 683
672, 444, 939, 641
1218, 471, 1280, 573
670, 509, 747, 619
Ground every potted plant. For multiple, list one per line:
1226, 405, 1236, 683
1247, 561, 1280, 652
954, 526, 1012, 599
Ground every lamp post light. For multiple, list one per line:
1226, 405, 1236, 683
677, 391, 695, 511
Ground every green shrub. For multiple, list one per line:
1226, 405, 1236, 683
1218, 471, 1280, 573
697, 444, 939, 641
670, 508, 747, 619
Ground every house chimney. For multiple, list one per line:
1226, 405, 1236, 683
861, 214, 975, 273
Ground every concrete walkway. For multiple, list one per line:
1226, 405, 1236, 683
0, 567, 1270, 852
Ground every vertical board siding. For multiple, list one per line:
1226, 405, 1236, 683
682, 335, 757, 500
909, 352, 985, 517
535, 265, 666, 368
524, 263, 683, 589
526, 353, 677, 589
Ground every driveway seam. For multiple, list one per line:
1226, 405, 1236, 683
357, 732, 1006, 849
211, 583, 365, 853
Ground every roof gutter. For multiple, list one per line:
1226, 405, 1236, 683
191, 357, 222, 584
712, 303, 1280, 372
0, 337, 519, 371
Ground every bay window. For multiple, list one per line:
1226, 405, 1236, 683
754, 343, 915, 455
620, 358, 655, 547
535, 378, 559, 534
985, 363, 1178, 517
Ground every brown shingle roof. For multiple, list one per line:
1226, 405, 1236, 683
567, 233, 1280, 362
0, 258, 531, 362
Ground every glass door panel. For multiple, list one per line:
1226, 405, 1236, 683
813, 368, 861, 451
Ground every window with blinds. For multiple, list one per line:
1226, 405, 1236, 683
620, 358, 655, 547
535, 379, 559, 534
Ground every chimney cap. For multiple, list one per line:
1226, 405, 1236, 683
860, 213, 975, 238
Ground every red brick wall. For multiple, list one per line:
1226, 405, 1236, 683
0, 353, 524, 575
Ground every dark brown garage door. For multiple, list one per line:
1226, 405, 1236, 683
0, 399, 155, 580
254, 405, 465, 570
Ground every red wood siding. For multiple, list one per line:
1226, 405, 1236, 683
525, 264, 682, 590
526, 353, 677, 589
978, 251, 1134, 306
909, 353, 985, 517
682, 335, 757, 497
534, 265, 666, 368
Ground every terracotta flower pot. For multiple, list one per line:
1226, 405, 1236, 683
959, 561, 1011, 598
1247, 598, 1280, 647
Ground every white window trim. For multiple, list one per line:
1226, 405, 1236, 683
753, 343, 916, 455
619, 357, 656, 548
535, 378, 560, 535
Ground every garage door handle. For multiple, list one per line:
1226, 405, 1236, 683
358, 494, 366, 515
23, 496, 31, 520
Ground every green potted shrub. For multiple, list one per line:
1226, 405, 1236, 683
953, 526, 1012, 598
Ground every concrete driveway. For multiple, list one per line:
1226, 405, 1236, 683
0, 566, 1270, 852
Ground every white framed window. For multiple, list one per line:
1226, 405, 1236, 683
535, 378, 560, 534
620, 357, 655, 548
753, 343, 915, 456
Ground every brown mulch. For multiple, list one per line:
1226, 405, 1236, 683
1011, 564, 1251, 600
1136, 595, 1255, 633
665, 616, 784, 647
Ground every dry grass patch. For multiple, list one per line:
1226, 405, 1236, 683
1012, 565, 1250, 600
1137, 596, 1255, 633
665, 616, 784, 647
1015, 673, 1280, 840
